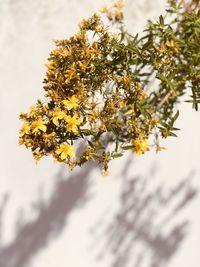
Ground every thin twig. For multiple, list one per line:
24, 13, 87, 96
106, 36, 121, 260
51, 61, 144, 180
158, 91, 173, 108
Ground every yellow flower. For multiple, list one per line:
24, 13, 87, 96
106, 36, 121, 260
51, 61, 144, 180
156, 144, 166, 153
100, 4, 108, 13
63, 96, 79, 110
113, 0, 124, 20
52, 110, 66, 126
119, 75, 131, 85
88, 109, 99, 122
43, 132, 56, 146
158, 41, 166, 53
73, 32, 85, 41
65, 65, 79, 81
65, 114, 81, 133
28, 105, 37, 118
44, 132, 56, 139
78, 61, 90, 72
61, 46, 73, 57
114, 0, 124, 9
101, 170, 110, 176
29, 105, 37, 113
45, 59, 55, 70
126, 105, 135, 115
83, 46, 96, 59
138, 89, 148, 100
19, 123, 30, 137
149, 117, 159, 127
165, 39, 178, 52
33, 151, 43, 163
31, 118, 47, 134
132, 136, 149, 156
56, 143, 75, 160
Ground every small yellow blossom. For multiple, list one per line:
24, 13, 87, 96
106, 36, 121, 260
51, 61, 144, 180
158, 41, 166, 53
67, 159, 76, 171
56, 143, 75, 160
63, 96, 79, 110
45, 59, 55, 72
33, 151, 43, 163
29, 105, 37, 113
83, 46, 96, 59
65, 114, 81, 133
156, 144, 166, 153
44, 132, 56, 139
126, 108, 134, 115
19, 138, 33, 147
43, 132, 56, 146
119, 75, 131, 85
78, 61, 90, 72
61, 46, 73, 57
113, 0, 124, 20
73, 32, 85, 41
65, 65, 79, 81
138, 89, 149, 100
149, 117, 159, 127
52, 110, 66, 126
133, 136, 149, 156
165, 39, 178, 52
101, 169, 110, 176
28, 105, 37, 118
88, 109, 100, 124
19, 123, 30, 137
43, 104, 49, 111
115, 0, 124, 9
31, 119, 47, 134
100, 4, 108, 13
114, 10, 123, 20
83, 147, 94, 160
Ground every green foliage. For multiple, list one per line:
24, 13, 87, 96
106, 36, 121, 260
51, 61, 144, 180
19, 0, 200, 173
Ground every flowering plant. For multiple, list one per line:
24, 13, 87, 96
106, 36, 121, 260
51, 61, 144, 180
19, 0, 200, 172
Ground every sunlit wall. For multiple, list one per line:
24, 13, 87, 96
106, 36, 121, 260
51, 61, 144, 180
0, 1, 200, 267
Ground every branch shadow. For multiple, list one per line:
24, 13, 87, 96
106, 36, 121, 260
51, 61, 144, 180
91, 158, 198, 267
0, 194, 10, 245
0, 155, 198, 267
0, 161, 97, 267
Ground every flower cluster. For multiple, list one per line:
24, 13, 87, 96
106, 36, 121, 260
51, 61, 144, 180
19, 0, 199, 172
101, 0, 124, 22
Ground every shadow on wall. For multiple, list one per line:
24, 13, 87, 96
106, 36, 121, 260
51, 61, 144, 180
0, 162, 97, 267
0, 157, 198, 267
91, 157, 198, 267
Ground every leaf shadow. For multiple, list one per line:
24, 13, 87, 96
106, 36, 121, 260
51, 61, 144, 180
0, 161, 97, 267
91, 158, 198, 267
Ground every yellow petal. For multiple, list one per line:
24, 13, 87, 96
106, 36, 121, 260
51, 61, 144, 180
126, 108, 134, 115
32, 128, 39, 134
56, 148, 62, 155
64, 115, 70, 123
63, 102, 73, 110
136, 150, 142, 156
68, 146, 75, 157
72, 125, 78, 133
53, 117, 59, 126
39, 125, 47, 132
61, 151, 68, 160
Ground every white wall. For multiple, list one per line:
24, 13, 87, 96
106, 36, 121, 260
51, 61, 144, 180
0, 1, 200, 267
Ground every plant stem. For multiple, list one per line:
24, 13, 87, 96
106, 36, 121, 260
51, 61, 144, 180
158, 91, 173, 108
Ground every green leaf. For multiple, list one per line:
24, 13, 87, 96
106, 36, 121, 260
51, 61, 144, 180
169, 131, 178, 137
159, 15, 164, 26
111, 153, 123, 158
122, 145, 133, 150
172, 110, 179, 123
87, 140, 94, 147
